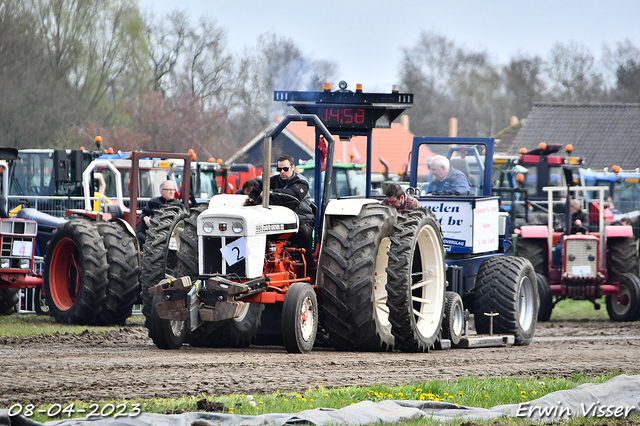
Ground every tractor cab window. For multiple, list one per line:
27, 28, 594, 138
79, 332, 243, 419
11, 153, 53, 196
198, 169, 219, 199
411, 142, 487, 196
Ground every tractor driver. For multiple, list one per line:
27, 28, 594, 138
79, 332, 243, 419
244, 155, 315, 267
426, 155, 472, 196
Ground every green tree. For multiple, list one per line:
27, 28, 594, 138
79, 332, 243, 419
30, 0, 149, 113
0, 0, 84, 148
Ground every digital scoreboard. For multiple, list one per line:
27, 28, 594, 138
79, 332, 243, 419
274, 84, 413, 131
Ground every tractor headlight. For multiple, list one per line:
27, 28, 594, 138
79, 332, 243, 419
19, 259, 30, 270
203, 221, 214, 233
232, 222, 243, 234
1, 258, 10, 269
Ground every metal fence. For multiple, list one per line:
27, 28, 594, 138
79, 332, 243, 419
8, 195, 153, 217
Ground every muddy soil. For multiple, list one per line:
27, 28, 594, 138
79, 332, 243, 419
1, 320, 639, 406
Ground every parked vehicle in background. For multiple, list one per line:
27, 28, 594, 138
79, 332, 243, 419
295, 160, 366, 203
0, 148, 43, 316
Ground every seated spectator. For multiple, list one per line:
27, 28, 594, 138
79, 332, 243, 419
427, 155, 472, 196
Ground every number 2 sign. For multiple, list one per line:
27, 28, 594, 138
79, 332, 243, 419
220, 238, 250, 267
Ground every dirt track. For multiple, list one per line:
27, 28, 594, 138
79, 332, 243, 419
1, 320, 639, 406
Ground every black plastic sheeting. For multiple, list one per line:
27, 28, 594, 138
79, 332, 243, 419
2, 374, 639, 426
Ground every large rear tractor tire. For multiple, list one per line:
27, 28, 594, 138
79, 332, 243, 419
44, 219, 108, 324
473, 256, 538, 346
606, 272, 640, 322
536, 273, 553, 322
282, 282, 318, 353
316, 203, 397, 351
0, 288, 19, 315
386, 208, 446, 352
180, 206, 263, 348
93, 221, 140, 325
607, 237, 639, 280
516, 238, 546, 274
139, 204, 190, 349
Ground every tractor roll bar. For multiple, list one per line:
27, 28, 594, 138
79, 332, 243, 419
265, 115, 336, 234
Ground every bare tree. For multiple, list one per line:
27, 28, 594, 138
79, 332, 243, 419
603, 39, 640, 102
545, 41, 604, 102
400, 31, 510, 138
228, 32, 336, 147
176, 17, 234, 110
503, 55, 546, 120
145, 11, 189, 95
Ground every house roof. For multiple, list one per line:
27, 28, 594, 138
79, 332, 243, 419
228, 118, 422, 175
510, 103, 640, 170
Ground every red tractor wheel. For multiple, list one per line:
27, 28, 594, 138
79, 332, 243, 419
44, 219, 108, 324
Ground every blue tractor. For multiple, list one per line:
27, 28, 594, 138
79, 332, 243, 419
407, 137, 539, 347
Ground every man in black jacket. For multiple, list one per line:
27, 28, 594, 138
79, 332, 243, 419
245, 155, 315, 267
136, 180, 180, 246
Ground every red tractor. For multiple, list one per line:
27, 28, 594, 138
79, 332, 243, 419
42, 151, 192, 325
0, 148, 43, 315
516, 176, 640, 322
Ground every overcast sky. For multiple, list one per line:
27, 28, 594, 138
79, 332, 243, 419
137, 0, 640, 92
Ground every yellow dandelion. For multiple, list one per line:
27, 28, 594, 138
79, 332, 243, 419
324, 394, 329, 397
485, 394, 489, 398
310, 399, 314, 401
416, 388, 422, 392
517, 383, 521, 387
532, 391, 537, 395
302, 398, 307, 402
521, 395, 526, 399
258, 401, 263, 404
284, 399, 289, 402
448, 395, 453, 399
296, 395, 302, 399
458, 391, 463, 397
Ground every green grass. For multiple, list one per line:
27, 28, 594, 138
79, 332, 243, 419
548, 297, 610, 321
1, 300, 634, 424
7, 373, 639, 424
0, 313, 145, 338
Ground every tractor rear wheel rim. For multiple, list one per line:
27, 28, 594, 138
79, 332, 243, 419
412, 224, 445, 338
374, 237, 391, 328
50, 237, 81, 311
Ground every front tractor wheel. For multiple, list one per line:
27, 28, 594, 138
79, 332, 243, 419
316, 203, 397, 351
386, 208, 446, 352
473, 256, 538, 345
282, 282, 318, 353
0, 288, 19, 315
44, 219, 108, 324
442, 291, 464, 346
606, 273, 640, 322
